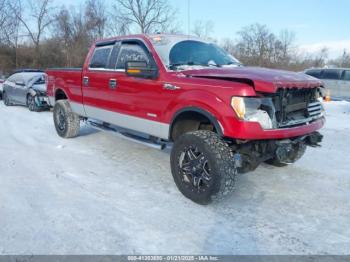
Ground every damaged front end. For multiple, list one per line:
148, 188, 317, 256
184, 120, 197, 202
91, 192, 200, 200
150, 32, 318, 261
231, 87, 325, 130
29, 88, 50, 109
232, 131, 323, 174
230, 87, 325, 173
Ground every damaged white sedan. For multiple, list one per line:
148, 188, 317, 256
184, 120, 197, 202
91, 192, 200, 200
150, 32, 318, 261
2, 70, 50, 112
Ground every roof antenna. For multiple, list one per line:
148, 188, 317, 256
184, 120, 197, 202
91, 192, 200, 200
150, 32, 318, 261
187, 0, 191, 37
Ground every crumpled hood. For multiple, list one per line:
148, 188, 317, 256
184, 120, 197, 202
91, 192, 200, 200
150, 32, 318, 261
32, 83, 47, 93
182, 67, 322, 93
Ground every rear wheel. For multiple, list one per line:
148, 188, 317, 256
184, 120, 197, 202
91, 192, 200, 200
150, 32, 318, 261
171, 130, 237, 205
3, 92, 11, 106
53, 100, 80, 138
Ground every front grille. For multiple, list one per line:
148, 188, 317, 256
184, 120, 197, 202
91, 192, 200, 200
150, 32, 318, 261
272, 88, 323, 128
307, 102, 323, 118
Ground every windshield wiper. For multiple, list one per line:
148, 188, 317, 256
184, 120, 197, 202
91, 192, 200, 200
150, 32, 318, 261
169, 62, 220, 70
224, 61, 243, 67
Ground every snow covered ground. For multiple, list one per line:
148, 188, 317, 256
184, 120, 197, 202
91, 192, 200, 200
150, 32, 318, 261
0, 101, 349, 255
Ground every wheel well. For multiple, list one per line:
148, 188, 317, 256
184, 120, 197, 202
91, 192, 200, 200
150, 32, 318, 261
55, 89, 67, 101
170, 109, 222, 141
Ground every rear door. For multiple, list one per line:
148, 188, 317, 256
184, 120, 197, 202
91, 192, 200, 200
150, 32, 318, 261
82, 43, 118, 117
3, 75, 16, 99
16, 76, 30, 105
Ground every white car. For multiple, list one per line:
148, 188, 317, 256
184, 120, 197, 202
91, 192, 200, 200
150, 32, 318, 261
2, 71, 49, 111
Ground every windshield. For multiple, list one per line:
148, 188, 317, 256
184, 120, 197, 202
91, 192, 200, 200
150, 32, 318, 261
151, 36, 242, 70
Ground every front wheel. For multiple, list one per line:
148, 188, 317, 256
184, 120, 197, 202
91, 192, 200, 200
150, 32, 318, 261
53, 100, 80, 138
170, 130, 237, 205
27, 95, 40, 112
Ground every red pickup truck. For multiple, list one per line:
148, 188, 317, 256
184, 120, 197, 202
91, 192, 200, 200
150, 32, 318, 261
47, 34, 325, 204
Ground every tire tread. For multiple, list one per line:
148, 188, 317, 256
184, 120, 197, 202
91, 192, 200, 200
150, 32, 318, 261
54, 100, 80, 138
171, 130, 237, 204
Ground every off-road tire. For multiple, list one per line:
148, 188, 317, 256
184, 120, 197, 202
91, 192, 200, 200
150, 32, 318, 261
53, 100, 80, 138
171, 130, 237, 205
27, 94, 40, 112
3, 92, 11, 106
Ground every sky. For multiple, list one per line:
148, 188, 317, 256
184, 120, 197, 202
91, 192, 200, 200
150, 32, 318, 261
54, 0, 350, 58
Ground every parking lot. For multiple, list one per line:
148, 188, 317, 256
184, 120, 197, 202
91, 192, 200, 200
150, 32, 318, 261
0, 101, 350, 255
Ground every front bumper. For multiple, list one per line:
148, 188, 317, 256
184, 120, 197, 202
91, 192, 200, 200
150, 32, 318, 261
223, 117, 326, 140
35, 95, 50, 108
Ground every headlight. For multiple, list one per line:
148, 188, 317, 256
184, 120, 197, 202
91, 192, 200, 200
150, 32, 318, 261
231, 97, 246, 119
231, 97, 276, 130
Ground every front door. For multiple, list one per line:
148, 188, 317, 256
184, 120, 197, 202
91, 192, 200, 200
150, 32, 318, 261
108, 40, 171, 139
82, 39, 171, 139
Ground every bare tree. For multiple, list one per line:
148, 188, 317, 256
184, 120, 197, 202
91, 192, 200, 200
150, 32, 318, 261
12, 0, 55, 66
325, 49, 350, 68
85, 0, 107, 39
313, 47, 329, 68
336, 50, 350, 67
53, 1, 110, 67
0, 0, 22, 68
107, 14, 131, 36
234, 23, 297, 68
279, 30, 296, 59
192, 20, 214, 39
221, 38, 237, 56
112, 0, 177, 34
0, 0, 7, 40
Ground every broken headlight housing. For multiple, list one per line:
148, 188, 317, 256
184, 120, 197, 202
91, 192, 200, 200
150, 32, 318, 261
231, 97, 276, 130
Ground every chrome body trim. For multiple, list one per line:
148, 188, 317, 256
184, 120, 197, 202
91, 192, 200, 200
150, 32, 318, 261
83, 104, 169, 139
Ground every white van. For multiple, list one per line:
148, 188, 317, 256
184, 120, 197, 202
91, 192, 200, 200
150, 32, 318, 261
305, 68, 350, 99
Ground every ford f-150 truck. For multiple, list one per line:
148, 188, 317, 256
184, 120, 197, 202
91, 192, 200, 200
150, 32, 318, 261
46, 34, 325, 205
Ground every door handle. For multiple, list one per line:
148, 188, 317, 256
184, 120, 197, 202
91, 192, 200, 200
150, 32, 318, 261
163, 83, 181, 90
83, 76, 89, 87
109, 79, 118, 89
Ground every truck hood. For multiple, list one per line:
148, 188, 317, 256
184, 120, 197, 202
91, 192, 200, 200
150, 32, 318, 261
182, 67, 322, 93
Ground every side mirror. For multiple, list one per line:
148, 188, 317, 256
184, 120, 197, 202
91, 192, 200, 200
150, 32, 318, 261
16, 81, 25, 86
126, 61, 158, 79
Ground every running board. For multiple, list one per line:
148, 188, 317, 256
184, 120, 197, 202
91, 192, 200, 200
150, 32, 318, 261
85, 120, 170, 150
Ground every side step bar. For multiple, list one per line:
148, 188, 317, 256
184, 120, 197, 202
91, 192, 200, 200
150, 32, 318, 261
85, 120, 171, 150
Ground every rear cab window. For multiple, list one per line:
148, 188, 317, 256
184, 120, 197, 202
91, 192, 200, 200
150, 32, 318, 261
89, 46, 113, 69
88, 40, 154, 71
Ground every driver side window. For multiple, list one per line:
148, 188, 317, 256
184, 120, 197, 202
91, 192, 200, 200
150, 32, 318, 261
115, 43, 150, 70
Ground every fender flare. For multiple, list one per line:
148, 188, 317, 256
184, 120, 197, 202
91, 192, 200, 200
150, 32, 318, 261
169, 106, 224, 138
54, 88, 69, 100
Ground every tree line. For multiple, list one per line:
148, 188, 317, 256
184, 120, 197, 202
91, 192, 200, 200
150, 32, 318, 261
0, 0, 349, 76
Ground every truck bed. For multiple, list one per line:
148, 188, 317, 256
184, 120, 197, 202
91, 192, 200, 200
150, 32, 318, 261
46, 68, 84, 107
